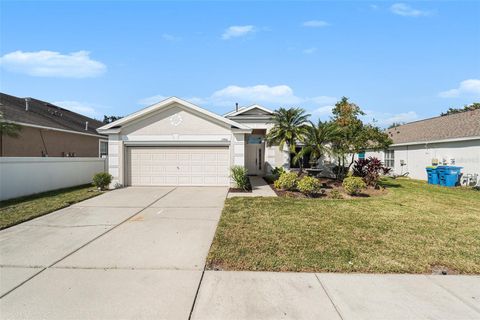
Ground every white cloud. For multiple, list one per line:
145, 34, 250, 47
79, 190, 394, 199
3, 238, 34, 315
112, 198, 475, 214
302, 20, 329, 27
138, 95, 169, 106
364, 110, 419, 127
53, 101, 105, 119
311, 105, 334, 117
390, 3, 431, 17
161, 33, 181, 41
139, 85, 337, 114
303, 48, 317, 54
0, 50, 106, 78
211, 85, 301, 105
439, 79, 480, 98
221, 25, 255, 40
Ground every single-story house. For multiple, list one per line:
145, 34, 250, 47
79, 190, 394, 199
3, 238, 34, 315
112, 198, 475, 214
0, 93, 107, 157
97, 97, 288, 187
362, 109, 480, 181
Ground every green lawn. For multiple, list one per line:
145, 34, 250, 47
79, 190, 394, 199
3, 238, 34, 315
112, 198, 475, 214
0, 185, 102, 230
207, 179, 480, 274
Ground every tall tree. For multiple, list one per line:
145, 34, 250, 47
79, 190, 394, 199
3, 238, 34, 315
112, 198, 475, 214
441, 102, 480, 116
266, 107, 310, 163
103, 115, 123, 124
0, 112, 21, 138
330, 97, 392, 179
293, 120, 340, 167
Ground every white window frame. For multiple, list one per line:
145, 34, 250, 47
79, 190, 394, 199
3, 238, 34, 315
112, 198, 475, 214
99, 139, 108, 158
384, 149, 394, 168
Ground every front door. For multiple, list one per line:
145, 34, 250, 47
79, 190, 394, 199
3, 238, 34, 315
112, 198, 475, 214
245, 135, 264, 175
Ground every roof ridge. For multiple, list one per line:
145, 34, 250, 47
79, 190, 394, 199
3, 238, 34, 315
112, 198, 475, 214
391, 108, 480, 128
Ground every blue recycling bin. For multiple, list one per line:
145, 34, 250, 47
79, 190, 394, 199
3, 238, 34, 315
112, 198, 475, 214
437, 166, 463, 187
426, 167, 439, 185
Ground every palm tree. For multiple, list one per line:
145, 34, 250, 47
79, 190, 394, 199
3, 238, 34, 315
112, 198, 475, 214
293, 120, 340, 168
266, 107, 310, 163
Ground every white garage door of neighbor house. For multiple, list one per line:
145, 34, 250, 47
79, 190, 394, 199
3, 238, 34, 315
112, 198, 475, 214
127, 147, 230, 186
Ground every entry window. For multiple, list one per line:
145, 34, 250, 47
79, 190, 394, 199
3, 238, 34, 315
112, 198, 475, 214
100, 141, 108, 158
384, 150, 394, 168
248, 135, 263, 144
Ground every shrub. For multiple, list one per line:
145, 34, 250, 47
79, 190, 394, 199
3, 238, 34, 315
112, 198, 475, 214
264, 175, 276, 184
352, 157, 391, 187
230, 166, 250, 190
271, 166, 286, 178
342, 176, 366, 195
274, 172, 298, 191
92, 172, 112, 190
329, 189, 343, 199
333, 165, 350, 180
297, 176, 321, 197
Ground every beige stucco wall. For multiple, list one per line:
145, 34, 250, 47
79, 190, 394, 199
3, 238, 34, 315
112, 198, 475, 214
0, 125, 103, 157
122, 104, 231, 136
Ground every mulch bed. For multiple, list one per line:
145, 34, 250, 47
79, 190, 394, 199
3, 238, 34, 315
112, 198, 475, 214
264, 177, 388, 199
228, 188, 252, 193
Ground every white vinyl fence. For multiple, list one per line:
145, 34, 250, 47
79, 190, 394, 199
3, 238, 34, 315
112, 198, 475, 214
0, 157, 107, 201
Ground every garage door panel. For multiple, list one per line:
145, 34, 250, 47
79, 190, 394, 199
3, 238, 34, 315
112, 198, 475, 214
128, 147, 230, 186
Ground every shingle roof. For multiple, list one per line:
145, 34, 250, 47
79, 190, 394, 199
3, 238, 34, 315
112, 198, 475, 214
0, 92, 105, 136
387, 109, 480, 144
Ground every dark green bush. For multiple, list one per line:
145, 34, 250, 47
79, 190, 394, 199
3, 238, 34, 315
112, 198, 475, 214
92, 172, 113, 190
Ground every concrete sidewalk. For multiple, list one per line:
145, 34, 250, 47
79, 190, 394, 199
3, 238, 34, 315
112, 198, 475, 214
191, 271, 480, 320
228, 176, 277, 198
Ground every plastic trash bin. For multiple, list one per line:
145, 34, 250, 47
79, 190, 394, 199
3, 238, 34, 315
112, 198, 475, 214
426, 166, 439, 185
438, 166, 463, 187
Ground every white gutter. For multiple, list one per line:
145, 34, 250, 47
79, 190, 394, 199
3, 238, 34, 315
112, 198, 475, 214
123, 140, 231, 146
7, 121, 106, 138
391, 135, 480, 147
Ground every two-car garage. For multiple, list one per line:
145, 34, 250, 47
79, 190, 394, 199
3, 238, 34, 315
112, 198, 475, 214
126, 146, 230, 186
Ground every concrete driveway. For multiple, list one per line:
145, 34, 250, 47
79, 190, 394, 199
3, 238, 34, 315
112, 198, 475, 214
0, 186, 228, 319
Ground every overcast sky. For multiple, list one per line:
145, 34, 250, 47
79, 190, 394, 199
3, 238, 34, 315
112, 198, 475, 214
1, 1, 479, 126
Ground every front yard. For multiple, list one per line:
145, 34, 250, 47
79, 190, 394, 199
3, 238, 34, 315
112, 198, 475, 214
0, 185, 102, 230
208, 178, 480, 274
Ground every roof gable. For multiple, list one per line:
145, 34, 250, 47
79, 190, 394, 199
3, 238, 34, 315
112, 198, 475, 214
225, 104, 274, 117
121, 104, 231, 136
98, 97, 249, 132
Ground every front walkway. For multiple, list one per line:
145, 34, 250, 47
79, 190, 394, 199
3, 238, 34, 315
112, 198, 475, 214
228, 176, 277, 198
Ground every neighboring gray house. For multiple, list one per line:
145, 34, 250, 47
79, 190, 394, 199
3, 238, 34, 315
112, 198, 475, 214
97, 97, 288, 187
362, 109, 480, 181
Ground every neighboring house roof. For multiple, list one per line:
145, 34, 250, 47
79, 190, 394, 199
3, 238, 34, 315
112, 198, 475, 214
387, 109, 480, 145
0, 92, 105, 137
98, 96, 250, 131
224, 104, 274, 118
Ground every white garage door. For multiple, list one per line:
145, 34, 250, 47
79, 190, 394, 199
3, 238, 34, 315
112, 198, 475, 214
127, 147, 230, 186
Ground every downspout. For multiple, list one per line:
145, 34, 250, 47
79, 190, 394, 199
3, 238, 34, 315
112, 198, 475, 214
39, 129, 49, 156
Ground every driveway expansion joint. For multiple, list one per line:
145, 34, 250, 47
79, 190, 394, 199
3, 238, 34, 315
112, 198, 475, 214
314, 273, 345, 320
